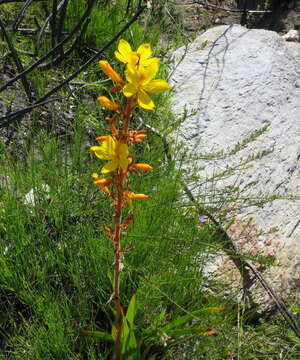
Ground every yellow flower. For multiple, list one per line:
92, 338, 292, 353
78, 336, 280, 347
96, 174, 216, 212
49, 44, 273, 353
99, 60, 123, 83
123, 62, 170, 110
98, 96, 119, 110
91, 136, 129, 174
115, 39, 159, 67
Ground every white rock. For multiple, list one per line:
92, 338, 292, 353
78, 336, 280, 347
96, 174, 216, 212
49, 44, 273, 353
24, 183, 50, 207
282, 29, 299, 42
170, 25, 300, 299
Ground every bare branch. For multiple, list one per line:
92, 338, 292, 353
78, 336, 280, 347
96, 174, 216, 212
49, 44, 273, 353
0, 0, 44, 4
12, 0, 35, 32
192, 0, 272, 14
0, 98, 59, 128
0, 5, 146, 127
36, 0, 65, 51
0, 18, 34, 102
0, 0, 95, 93
37, 5, 146, 103
38, 16, 90, 71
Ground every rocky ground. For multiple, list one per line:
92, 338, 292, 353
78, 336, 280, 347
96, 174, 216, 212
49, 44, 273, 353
175, 0, 300, 34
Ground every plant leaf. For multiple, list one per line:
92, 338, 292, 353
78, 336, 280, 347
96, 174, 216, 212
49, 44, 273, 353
81, 329, 113, 342
126, 294, 136, 328
163, 307, 225, 331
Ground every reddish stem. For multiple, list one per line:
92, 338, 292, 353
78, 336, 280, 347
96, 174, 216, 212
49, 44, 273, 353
113, 169, 125, 357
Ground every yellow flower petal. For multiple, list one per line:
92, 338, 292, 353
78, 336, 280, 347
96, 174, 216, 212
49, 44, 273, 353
137, 89, 155, 110
143, 80, 170, 94
116, 40, 132, 59
137, 43, 151, 61
139, 61, 159, 85
123, 83, 138, 98
141, 57, 160, 68
125, 64, 140, 84
114, 50, 128, 64
91, 136, 116, 160
92, 173, 99, 179
114, 39, 139, 66
101, 159, 118, 174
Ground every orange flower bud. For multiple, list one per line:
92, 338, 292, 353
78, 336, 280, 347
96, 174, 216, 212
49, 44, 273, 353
134, 163, 153, 170
96, 136, 109, 142
125, 191, 149, 199
92, 173, 112, 195
98, 96, 119, 110
94, 177, 112, 186
109, 84, 123, 93
101, 186, 110, 195
134, 134, 147, 142
99, 60, 123, 83
111, 124, 119, 136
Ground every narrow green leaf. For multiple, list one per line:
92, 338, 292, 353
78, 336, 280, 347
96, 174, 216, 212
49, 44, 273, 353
81, 330, 113, 342
163, 307, 225, 331
166, 327, 216, 337
121, 318, 138, 357
126, 294, 136, 328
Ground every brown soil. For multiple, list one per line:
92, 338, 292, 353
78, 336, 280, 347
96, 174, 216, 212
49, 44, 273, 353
175, 0, 300, 34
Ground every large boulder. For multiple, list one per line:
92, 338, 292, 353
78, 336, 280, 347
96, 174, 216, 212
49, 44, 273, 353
170, 25, 300, 300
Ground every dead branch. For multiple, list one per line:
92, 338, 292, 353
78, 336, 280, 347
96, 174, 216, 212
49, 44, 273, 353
0, 0, 95, 93
36, 0, 66, 52
51, 0, 58, 53
0, 98, 59, 128
0, 18, 34, 102
0, 5, 146, 127
192, 0, 272, 13
38, 16, 90, 71
12, 0, 35, 32
56, 0, 69, 57
0, 0, 44, 3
